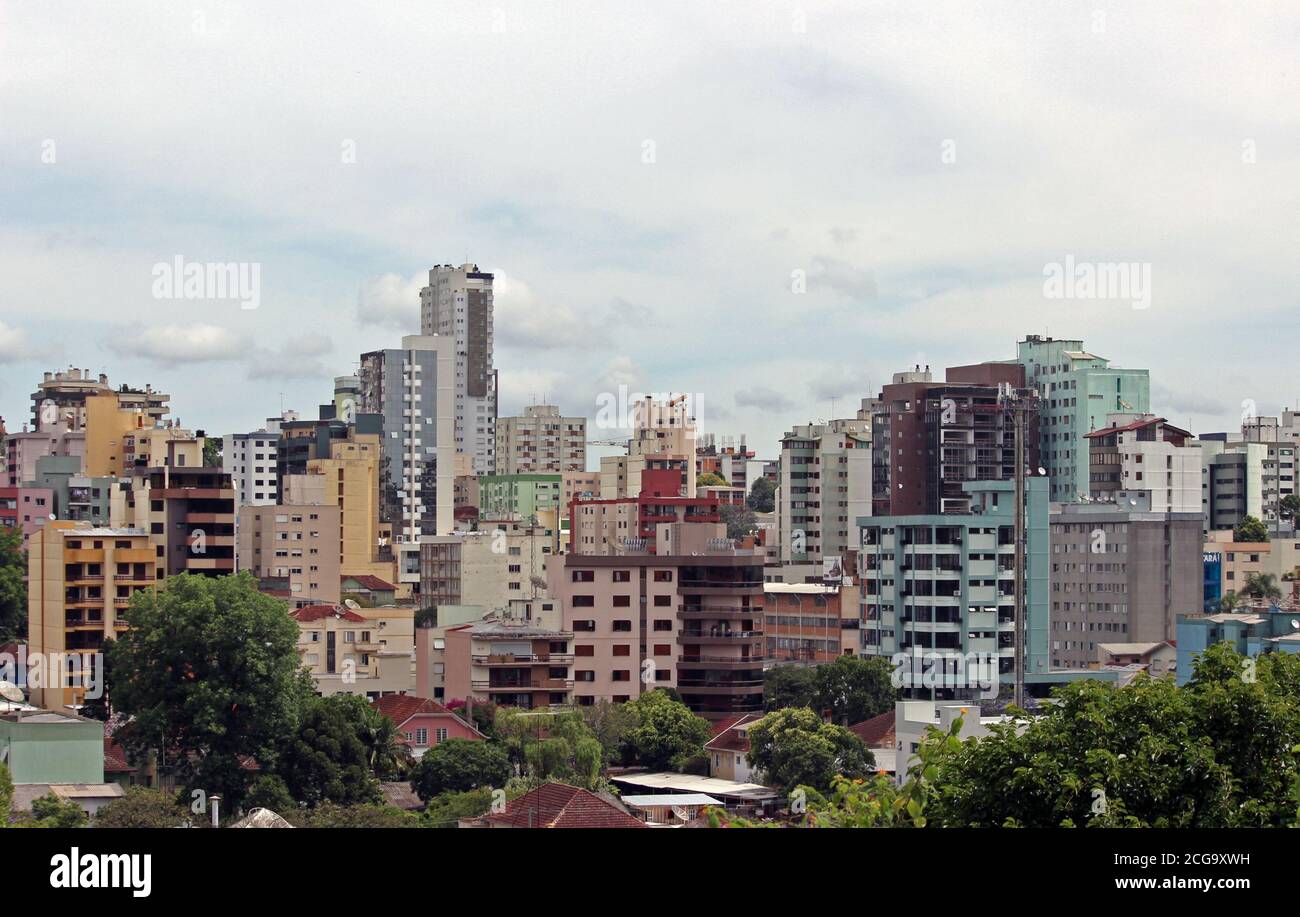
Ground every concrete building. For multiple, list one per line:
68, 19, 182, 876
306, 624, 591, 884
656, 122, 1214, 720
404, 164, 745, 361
444, 617, 575, 710
4, 424, 84, 488
478, 474, 563, 522
30, 456, 121, 528
704, 713, 762, 783
1085, 414, 1201, 513
778, 418, 871, 577
893, 700, 1019, 783
223, 410, 298, 509
696, 434, 755, 494
496, 404, 586, 474
29, 368, 167, 435
1199, 435, 1295, 534
570, 468, 720, 556
599, 395, 699, 500
120, 464, 235, 579
237, 504, 342, 607
26, 522, 158, 708
1176, 606, 1300, 686
0, 485, 55, 550
292, 602, 415, 699
1048, 494, 1203, 669
419, 523, 555, 613
868, 363, 1038, 517
548, 522, 766, 720
358, 335, 457, 542
372, 694, 483, 758
420, 264, 497, 474
857, 479, 1051, 696
1013, 335, 1151, 503
763, 582, 849, 664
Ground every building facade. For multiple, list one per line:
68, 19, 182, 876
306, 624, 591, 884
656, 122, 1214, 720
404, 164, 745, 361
495, 404, 586, 474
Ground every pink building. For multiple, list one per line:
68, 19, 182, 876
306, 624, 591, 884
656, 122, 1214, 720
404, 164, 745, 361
0, 485, 55, 550
371, 695, 484, 758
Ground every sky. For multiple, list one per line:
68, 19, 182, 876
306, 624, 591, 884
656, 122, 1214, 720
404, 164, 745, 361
1, 0, 1297, 468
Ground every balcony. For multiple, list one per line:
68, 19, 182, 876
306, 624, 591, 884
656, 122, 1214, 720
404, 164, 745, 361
678, 606, 759, 620
676, 655, 765, 669
472, 653, 575, 665
677, 630, 762, 645
472, 678, 574, 692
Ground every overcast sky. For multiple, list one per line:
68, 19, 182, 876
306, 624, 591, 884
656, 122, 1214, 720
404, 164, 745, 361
1, 1, 1297, 466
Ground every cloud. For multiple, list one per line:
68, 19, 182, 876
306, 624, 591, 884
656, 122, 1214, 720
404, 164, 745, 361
108, 324, 243, 364
357, 272, 423, 330
806, 256, 878, 300
735, 386, 797, 413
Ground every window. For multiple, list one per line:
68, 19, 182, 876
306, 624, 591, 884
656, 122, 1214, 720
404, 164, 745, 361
654, 571, 673, 582
613, 570, 631, 582
435, 728, 448, 743
612, 595, 631, 607
653, 595, 672, 607
613, 645, 631, 656
571, 595, 595, 607
653, 620, 673, 631
612, 620, 632, 632
415, 728, 429, 746
571, 570, 594, 582
575, 645, 595, 656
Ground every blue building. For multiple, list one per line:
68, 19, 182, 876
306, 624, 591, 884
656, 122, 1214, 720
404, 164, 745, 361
856, 478, 1050, 697
1176, 607, 1300, 685
1202, 551, 1223, 612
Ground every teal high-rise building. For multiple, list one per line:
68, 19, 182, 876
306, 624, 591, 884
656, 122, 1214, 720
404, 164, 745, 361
1014, 335, 1150, 502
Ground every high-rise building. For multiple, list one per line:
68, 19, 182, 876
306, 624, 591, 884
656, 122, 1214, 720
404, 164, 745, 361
223, 410, 298, 509
856, 479, 1051, 697
358, 335, 456, 541
237, 503, 342, 607
599, 395, 699, 500
121, 462, 236, 579
419, 522, 555, 612
869, 363, 1039, 518
495, 404, 586, 474
29, 368, 168, 434
696, 434, 755, 494
1084, 414, 1201, 513
1013, 335, 1150, 502
1049, 494, 1203, 669
420, 264, 497, 474
27, 521, 158, 708
777, 418, 871, 576
548, 521, 766, 720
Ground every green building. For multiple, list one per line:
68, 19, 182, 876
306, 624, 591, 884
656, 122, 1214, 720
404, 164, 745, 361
478, 474, 562, 521
856, 478, 1051, 697
1014, 334, 1150, 502
0, 709, 106, 784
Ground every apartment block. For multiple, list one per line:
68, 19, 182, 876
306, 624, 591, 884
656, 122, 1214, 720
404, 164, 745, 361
570, 468, 719, 555
1049, 496, 1203, 669
763, 582, 848, 664
4, 425, 84, 488
223, 410, 298, 508
599, 395, 698, 499
1176, 607, 1300, 686
0, 485, 54, 550
358, 335, 456, 542
696, 434, 754, 493
29, 368, 167, 435
1013, 335, 1150, 502
419, 523, 555, 613
1199, 435, 1295, 533
548, 522, 766, 720
420, 264, 497, 474
495, 404, 586, 473
1085, 414, 1201, 513
444, 618, 575, 710
292, 603, 415, 699
856, 479, 1051, 697
778, 418, 871, 573
27, 521, 157, 708
237, 504, 342, 607
869, 363, 1038, 518
478, 473, 563, 522
121, 464, 235, 579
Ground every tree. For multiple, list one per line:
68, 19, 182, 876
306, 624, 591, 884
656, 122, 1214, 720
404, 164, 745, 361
718, 504, 758, 539
623, 689, 711, 771
747, 477, 776, 514
108, 572, 312, 810
409, 739, 510, 802
697, 472, 730, 488
812, 655, 897, 726
28, 792, 88, 828
418, 787, 496, 828
1243, 572, 1283, 604
1217, 590, 1242, 613
445, 698, 497, 738
746, 707, 875, 792
579, 700, 641, 766
244, 774, 298, 815
0, 760, 12, 825
79, 636, 115, 721
291, 801, 415, 828
1234, 515, 1270, 543
202, 438, 221, 468
0, 526, 27, 643
274, 694, 383, 808
1282, 493, 1300, 522
763, 664, 817, 712
94, 787, 189, 828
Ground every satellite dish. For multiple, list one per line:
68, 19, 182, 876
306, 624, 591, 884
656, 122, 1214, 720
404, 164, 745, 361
1130, 499, 1138, 506
1290, 620, 1299, 630
0, 681, 25, 703
343, 599, 360, 610
1038, 467, 1047, 476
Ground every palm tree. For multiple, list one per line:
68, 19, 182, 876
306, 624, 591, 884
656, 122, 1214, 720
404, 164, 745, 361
1243, 572, 1283, 604
1217, 590, 1242, 613
359, 711, 412, 780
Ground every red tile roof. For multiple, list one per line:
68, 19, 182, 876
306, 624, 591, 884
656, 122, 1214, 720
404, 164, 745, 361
847, 711, 895, 748
483, 783, 646, 829
103, 735, 133, 774
292, 603, 367, 622
371, 694, 484, 737
342, 574, 397, 591
703, 713, 762, 754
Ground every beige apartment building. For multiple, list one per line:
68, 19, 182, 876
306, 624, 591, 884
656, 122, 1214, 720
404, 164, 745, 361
27, 521, 158, 708
292, 602, 415, 699
599, 395, 698, 499
444, 617, 575, 709
547, 522, 766, 719
419, 523, 555, 612
496, 404, 587, 474
237, 504, 342, 607
119, 463, 236, 579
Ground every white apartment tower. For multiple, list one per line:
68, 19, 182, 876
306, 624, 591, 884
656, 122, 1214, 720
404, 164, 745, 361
420, 264, 497, 475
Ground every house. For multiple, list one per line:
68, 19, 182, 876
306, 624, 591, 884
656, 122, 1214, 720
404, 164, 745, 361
847, 710, 897, 774
0, 709, 125, 817
371, 694, 484, 759
704, 713, 763, 782
461, 781, 645, 828
293, 603, 415, 699
622, 793, 722, 826
341, 574, 398, 606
